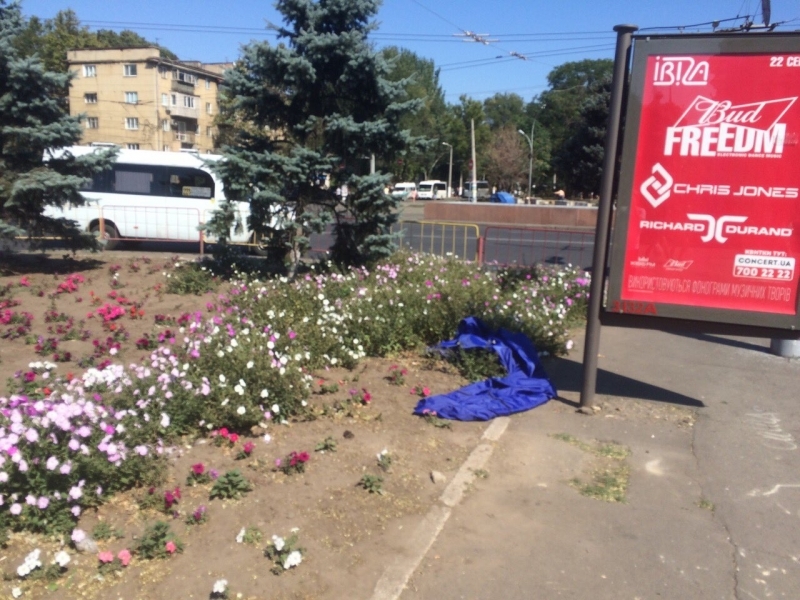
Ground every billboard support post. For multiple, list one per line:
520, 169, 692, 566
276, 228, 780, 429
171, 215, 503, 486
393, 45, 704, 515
579, 24, 638, 410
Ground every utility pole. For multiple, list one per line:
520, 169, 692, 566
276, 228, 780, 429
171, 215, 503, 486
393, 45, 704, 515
517, 122, 535, 201
442, 142, 453, 197
470, 119, 477, 203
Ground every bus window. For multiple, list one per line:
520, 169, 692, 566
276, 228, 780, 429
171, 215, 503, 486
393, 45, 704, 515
166, 167, 214, 198
114, 167, 155, 195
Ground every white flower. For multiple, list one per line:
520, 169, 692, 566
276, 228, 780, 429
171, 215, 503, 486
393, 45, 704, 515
234, 384, 244, 395
213, 579, 228, 593
260, 389, 269, 399
271, 404, 280, 414
235, 528, 245, 543
272, 535, 285, 551
283, 550, 302, 570
219, 374, 226, 383
54, 551, 71, 568
230, 338, 238, 348
236, 406, 246, 415
263, 434, 272, 444
246, 360, 254, 369
160, 413, 170, 428
11, 588, 21, 599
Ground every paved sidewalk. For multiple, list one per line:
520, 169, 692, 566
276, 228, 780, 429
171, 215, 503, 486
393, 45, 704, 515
394, 326, 800, 600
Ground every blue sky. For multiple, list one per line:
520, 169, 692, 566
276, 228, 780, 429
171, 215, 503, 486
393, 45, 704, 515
21, 0, 799, 102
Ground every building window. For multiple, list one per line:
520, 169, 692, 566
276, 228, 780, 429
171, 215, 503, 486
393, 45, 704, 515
162, 119, 170, 131
84, 93, 97, 104
206, 102, 213, 115
163, 145, 170, 152
206, 126, 213, 137
125, 117, 139, 130
183, 96, 196, 109
161, 93, 168, 106
171, 94, 177, 106
123, 64, 137, 77
83, 65, 97, 77
125, 92, 138, 104
86, 117, 99, 129
205, 79, 210, 90
127, 144, 140, 150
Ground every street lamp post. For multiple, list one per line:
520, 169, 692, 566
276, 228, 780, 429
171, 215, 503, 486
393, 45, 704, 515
442, 142, 453, 198
517, 122, 535, 201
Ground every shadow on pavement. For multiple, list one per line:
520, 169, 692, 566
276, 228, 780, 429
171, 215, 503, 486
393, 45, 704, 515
546, 357, 705, 408
668, 331, 770, 354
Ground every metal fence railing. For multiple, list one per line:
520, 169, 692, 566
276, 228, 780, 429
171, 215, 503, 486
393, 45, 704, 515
481, 226, 595, 269
394, 220, 481, 262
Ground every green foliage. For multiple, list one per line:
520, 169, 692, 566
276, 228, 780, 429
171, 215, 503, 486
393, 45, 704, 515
241, 526, 262, 545
314, 437, 337, 453
359, 474, 384, 495
264, 531, 303, 575
0, 1, 116, 248
442, 347, 506, 382
135, 521, 184, 560
164, 261, 219, 295
557, 74, 612, 195
209, 470, 252, 500
92, 521, 124, 541
14, 8, 176, 72
212, 0, 422, 270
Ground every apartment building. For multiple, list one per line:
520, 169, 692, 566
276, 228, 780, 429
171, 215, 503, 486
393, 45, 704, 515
67, 48, 228, 153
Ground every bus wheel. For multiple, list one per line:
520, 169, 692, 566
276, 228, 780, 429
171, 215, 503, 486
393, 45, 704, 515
90, 222, 120, 250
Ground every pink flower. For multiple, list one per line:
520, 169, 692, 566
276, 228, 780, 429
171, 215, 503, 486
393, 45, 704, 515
165, 541, 177, 554
117, 549, 132, 566
98, 551, 114, 564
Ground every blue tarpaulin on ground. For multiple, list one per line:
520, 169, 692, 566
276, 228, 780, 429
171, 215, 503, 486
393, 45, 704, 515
491, 191, 515, 203
413, 317, 557, 421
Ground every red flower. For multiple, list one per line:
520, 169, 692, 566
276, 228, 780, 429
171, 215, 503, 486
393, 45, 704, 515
165, 541, 177, 554
23, 372, 35, 383
229, 433, 239, 443
191, 463, 205, 475
218, 427, 229, 439
243, 441, 255, 455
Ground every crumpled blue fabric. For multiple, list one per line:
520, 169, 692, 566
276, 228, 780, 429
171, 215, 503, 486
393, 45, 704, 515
414, 317, 557, 421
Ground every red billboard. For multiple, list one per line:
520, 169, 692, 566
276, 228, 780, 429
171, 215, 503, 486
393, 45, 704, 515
618, 51, 800, 316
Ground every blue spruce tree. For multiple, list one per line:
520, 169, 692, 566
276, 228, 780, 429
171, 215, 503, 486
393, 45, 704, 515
211, 0, 421, 270
0, 0, 114, 250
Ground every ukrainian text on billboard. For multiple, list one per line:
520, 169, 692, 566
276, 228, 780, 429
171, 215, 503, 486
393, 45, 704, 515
621, 53, 800, 314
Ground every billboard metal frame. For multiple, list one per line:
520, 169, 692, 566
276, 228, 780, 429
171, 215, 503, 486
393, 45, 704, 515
580, 27, 800, 408
606, 32, 800, 333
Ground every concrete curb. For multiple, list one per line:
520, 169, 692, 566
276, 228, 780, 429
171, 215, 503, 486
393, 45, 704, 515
370, 417, 510, 600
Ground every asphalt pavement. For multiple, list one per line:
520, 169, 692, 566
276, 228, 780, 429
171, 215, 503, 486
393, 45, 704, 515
391, 325, 800, 600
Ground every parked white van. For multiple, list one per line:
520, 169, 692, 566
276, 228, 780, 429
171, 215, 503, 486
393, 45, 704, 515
416, 180, 448, 200
390, 182, 417, 199
45, 146, 287, 251
461, 180, 491, 201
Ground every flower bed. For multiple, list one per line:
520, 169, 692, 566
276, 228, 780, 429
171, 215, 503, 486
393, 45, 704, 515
0, 251, 588, 597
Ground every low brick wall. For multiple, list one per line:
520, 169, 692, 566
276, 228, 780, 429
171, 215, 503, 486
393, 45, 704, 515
423, 201, 598, 229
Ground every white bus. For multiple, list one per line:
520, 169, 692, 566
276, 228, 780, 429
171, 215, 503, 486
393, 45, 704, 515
45, 146, 286, 251
416, 180, 448, 200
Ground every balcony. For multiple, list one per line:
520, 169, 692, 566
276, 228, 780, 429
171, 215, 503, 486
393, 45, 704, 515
173, 131, 196, 144
170, 79, 195, 95
167, 104, 199, 120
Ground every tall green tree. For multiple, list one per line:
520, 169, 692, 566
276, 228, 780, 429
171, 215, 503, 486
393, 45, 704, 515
483, 92, 525, 131
210, 0, 420, 270
0, 0, 115, 248
14, 10, 177, 72
537, 58, 612, 190
382, 46, 450, 182
557, 74, 611, 196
